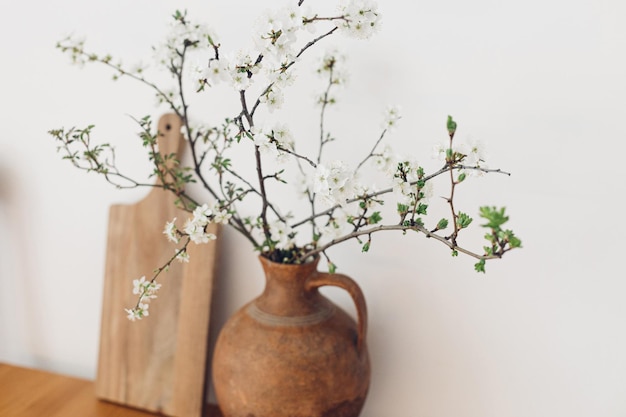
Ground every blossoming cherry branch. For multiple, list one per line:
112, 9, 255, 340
50, 1, 521, 320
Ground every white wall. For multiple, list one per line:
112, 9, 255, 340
1, 0, 626, 416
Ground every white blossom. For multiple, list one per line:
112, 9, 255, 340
464, 137, 487, 166
270, 221, 294, 249
254, 5, 303, 63
230, 70, 252, 91
131, 276, 147, 295
318, 210, 349, 243
319, 221, 344, 242
432, 142, 448, 161
130, 60, 147, 75
184, 207, 217, 244
337, 0, 381, 40
373, 145, 397, 175
125, 303, 150, 321
204, 58, 232, 85
382, 105, 401, 131
153, 16, 216, 67
254, 132, 278, 155
392, 157, 423, 203
422, 181, 434, 200
184, 217, 217, 244
132, 276, 162, 302
184, 57, 206, 89
392, 176, 412, 199
163, 218, 179, 243
314, 160, 357, 207
313, 164, 330, 194
276, 152, 291, 165
432, 137, 488, 172
176, 250, 190, 263
272, 123, 295, 150
212, 209, 232, 225
260, 88, 285, 112
190, 229, 217, 244
301, 6, 319, 34
271, 69, 296, 88
317, 52, 348, 86
218, 50, 258, 91
294, 172, 311, 198
192, 203, 212, 226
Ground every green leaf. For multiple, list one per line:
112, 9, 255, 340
368, 212, 382, 225
362, 241, 370, 252
437, 218, 449, 230
451, 250, 459, 257
457, 173, 466, 183
417, 203, 428, 215
479, 206, 509, 230
397, 203, 409, 214
474, 259, 486, 273
504, 230, 522, 248
457, 212, 473, 229
328, 262, 337, 274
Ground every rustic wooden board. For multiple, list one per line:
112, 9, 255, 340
95, 114, 219, 417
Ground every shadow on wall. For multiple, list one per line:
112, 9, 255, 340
0, 162, 43, 367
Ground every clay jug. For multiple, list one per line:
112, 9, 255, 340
212, 255, 370, 417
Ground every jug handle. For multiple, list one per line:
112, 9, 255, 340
306, 272, 367, 354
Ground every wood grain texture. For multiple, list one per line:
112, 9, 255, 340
95, 114, 219, 417
0, 364, 223, 417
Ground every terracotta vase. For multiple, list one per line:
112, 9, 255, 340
212, 256, 370, 417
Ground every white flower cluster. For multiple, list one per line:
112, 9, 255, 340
126, 202, 231, 320
254, 5, 304, 64
432, 137, 488, 176
392, 158, 426, 202
253, 123, 295, 162
373, 144, 397, 175
316, 51, 348, 85
197, 1, 378, 93
201, 4, 309, 101
185, 203, 217, 244
317, 210, 349, 243
269, 221, 295, 250
314, 52, 348, 106
153, 15, 217, 68
313, 160, 358, 208
125, 276, 162, 321
204, 50, 263, 92
259, 86, 284, 113
163, 203, 230, 262
337, 0, 381, 39
381, 105, 401, 131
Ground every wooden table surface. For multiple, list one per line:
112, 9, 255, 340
0, 363, 222, 417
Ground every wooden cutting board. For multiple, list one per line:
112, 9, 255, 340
95, 114, 219, 417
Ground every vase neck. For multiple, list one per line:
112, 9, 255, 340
254, 256, 323, 316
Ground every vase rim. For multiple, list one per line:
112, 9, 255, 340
258, 254, 319, 268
